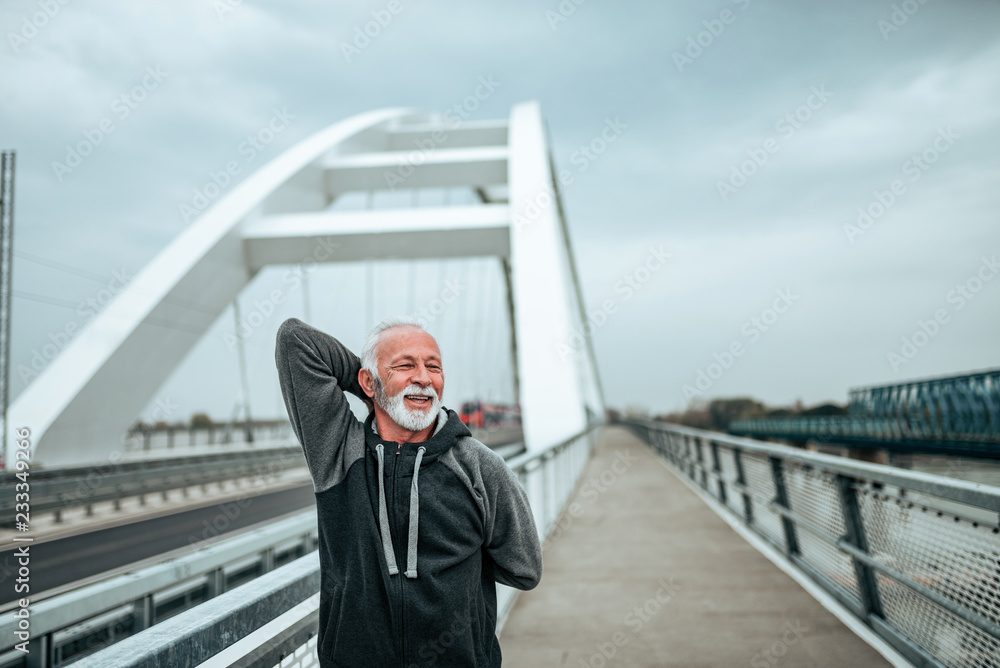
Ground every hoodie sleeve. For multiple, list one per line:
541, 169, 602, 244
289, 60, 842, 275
274, 317, 367, 493
480, 448, 543, 590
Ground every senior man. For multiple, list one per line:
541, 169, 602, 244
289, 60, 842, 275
274, 316, 542, 667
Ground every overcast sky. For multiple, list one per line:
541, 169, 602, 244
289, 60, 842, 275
1, 0, 998, 426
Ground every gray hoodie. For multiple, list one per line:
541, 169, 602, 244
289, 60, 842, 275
274, 317, 542, 667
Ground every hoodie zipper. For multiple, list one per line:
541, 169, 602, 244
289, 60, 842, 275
392, 443, 406, 665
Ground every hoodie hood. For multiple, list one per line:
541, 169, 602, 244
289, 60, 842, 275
363, 405, 471, 468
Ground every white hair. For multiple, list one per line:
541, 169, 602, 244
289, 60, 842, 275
361, 316, 429, 381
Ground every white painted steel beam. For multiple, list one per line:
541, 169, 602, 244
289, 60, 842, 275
385, 120, 508, 151
242, 205, 511, 268
507, 102, 601, 451
322, 146, 507, 195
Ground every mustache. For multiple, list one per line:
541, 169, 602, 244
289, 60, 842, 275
398, 385, 438, 399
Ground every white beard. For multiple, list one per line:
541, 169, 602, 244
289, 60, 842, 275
376, 382, 441, 432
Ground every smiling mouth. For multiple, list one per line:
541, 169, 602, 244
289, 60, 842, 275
405, 395, 432, 405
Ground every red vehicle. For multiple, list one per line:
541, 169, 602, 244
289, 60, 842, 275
459, 400, 521, 430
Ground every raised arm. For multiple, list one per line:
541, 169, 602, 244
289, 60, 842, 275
274, 317, 368, 492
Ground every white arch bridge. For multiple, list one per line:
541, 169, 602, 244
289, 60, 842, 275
9, 102, 604, 468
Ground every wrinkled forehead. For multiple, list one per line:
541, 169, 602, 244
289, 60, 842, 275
378, 326, 442, 365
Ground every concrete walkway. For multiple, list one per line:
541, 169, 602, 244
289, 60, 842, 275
500, 427, 893, 667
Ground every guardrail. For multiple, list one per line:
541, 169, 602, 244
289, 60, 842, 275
0, 511, 318, 668
626, 419, 1000, 668
122, 420, 294, 453
0, 446, 305, 524
72, 423, 603, 668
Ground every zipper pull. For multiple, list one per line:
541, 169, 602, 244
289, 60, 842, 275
396, 443, 402, 455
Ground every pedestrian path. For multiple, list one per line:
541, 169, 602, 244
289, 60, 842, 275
500, 426, 895, 667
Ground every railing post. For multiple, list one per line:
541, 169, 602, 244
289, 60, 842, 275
768, 456, 799, 557
25, 633, 52, 668
685, 436, 696, 480
207, 567, 225, 598
732, 447, 753, 525
710, 441, 727, 505
262, 547, 276, 573
695, 438, 708, 489
133, 594, 154, 632
835, 474, 884, 621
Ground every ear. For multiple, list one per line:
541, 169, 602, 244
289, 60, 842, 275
358, 368, 376, 399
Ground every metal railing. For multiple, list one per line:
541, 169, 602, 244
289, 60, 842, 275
71, 423, 602, 668
848, 369, 1000, 429
122, 420, 294, 453
731, 369, 1000, 455
627, 419, 1000, 668
0, 446, 305, 523
0, 511, 318, 668
498, 423, 599, 623
729, 415, 1000, 456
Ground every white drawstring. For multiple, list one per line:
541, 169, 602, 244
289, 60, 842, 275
405, 446, 427, 579
374, 444, 399, 576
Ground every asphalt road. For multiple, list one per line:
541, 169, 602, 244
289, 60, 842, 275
0, 483, 315, 606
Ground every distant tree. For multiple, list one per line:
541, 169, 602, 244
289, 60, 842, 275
801, 403, 847, 417
605, 407, 622, 424
624, 405, 650, 419
649, 395, 850, 434
658, 399, 711, 430
707, 397, 766, 432
190, 412, 214, 428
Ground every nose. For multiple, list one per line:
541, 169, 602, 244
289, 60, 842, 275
411, 363, 431, 386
